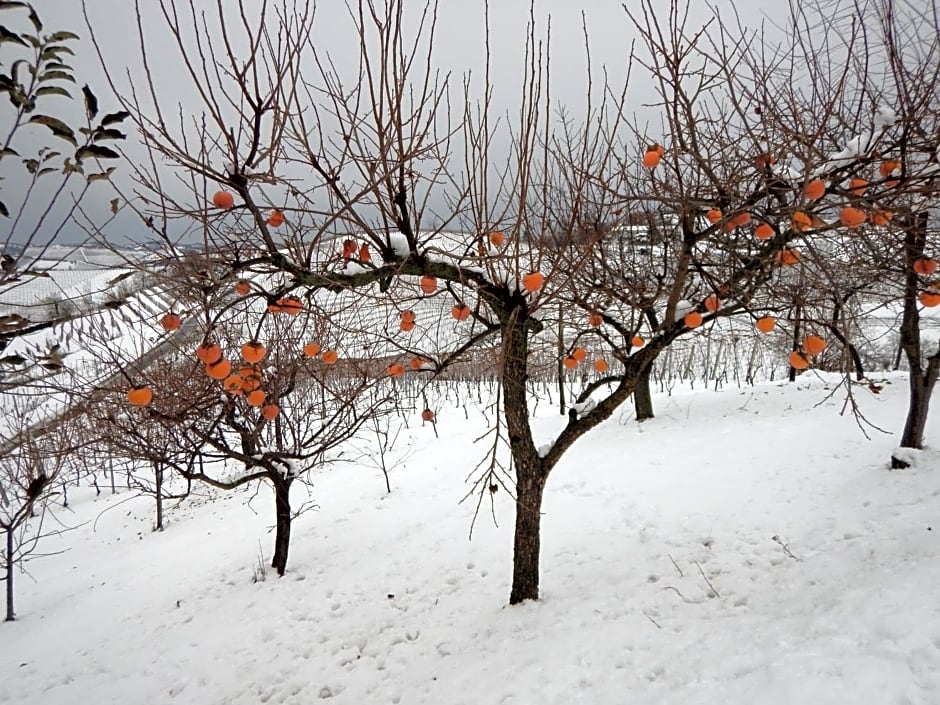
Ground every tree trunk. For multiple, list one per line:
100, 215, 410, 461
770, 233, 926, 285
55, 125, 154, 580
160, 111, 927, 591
5, 527, 13, 622
892, 358, 940, 468
634, 362, 654, 421
500, 305, 547, 604
788, 309, 802, 382
154, 462, 164, 531
557, 310, 566, 415
271, 475, 293, 576
892, 211, 935, 469
510, 469, 545, 604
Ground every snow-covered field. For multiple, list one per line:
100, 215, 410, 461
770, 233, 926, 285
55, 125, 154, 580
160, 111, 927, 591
2, 373, 939, 704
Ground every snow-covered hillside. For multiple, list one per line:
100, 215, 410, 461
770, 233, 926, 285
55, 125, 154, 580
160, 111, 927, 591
2, 373, 938, 704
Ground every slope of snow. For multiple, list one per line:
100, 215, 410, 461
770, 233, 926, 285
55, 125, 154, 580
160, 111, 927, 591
2, 373, 939, 704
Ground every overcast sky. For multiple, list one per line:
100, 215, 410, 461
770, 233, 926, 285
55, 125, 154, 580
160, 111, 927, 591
9, 0, 790, 247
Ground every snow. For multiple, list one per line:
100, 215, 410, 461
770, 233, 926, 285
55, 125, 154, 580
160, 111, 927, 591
874, 105, 897, 130
388, 233, 411, 257
3, 373, 940, 704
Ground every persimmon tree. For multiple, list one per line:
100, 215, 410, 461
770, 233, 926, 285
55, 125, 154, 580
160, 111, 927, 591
729, 0, 940, 465
85, 277, 396, 575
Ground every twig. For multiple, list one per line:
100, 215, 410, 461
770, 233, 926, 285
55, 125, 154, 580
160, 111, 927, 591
663, 585, 696, 604
772, 534, 801, 561
694, 561, 720, 597
667, 553, 684, 577
643, 611, 662, 629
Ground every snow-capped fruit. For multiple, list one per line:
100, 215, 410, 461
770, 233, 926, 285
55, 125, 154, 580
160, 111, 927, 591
303, 343, 321, 358
489, 231, 506, 247
420, 275, 437, 295
706, 209, 723, 224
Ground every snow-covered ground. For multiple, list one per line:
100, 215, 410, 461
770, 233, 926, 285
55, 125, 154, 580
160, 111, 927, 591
2, 373, 939, 704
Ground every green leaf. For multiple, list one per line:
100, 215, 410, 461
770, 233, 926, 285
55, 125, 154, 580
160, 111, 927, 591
41, 45, 74, 58
48, 31, 79, 42
26, 4, 41, 32
42, 61, 71, 71
0, 2, 30, 10
0, 147, 19, 158
37, 167, 55, 177
41, 150, 60, 161
100, 110, 130, 126
76, 144, 120, 160
35, 85, 71, 98
0, 74, 14, 93
0, 26, 26, 46
0, 200, 8, 218
92, 127, 126, 141
38, 70, 75, 83
28, 114, 76, 145
82, 84, 97, 120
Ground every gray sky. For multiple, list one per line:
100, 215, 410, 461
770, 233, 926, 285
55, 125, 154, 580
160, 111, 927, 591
7, 0, 790, 247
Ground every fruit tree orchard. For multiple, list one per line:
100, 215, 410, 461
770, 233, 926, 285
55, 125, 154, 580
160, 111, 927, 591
83, 0, 940, 603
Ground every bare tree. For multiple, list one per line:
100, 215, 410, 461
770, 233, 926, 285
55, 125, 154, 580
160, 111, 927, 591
0, 409, 83, 621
